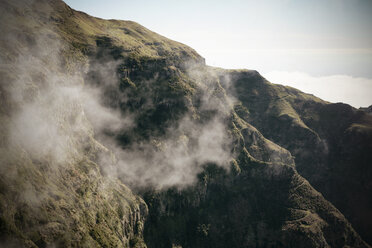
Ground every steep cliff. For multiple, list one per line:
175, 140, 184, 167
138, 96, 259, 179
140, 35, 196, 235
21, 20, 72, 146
0, 0, 370, 247
219, 69, 372, 244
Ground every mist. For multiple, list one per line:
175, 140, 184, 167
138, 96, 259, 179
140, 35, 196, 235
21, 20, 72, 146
264, 71, 372, 108
0, 25, 233, 191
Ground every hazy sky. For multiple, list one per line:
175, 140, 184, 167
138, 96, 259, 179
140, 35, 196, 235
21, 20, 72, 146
64, 0, 372, 107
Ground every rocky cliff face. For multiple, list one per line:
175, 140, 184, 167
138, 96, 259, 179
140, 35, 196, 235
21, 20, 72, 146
0, 1, 148, 247
219, 70, 372, 244
0, 0, 370, 247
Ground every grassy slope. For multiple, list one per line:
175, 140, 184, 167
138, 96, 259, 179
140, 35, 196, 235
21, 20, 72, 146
0, 1, 148, 247
218, 69, 372, 244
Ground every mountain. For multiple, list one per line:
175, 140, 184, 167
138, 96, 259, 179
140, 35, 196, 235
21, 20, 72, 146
0, 0, 371, 247
219, 70, 372, 245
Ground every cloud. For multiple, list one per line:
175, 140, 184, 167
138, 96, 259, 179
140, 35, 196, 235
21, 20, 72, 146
96, 64, 235, 189
101, 115, 232, 189
1, 30, 232, 191
263, 71, 372, 108
0, 28, 129, 168
0, 0, 235, 191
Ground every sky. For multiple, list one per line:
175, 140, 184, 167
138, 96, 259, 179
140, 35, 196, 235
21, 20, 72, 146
64, 0, 372, 107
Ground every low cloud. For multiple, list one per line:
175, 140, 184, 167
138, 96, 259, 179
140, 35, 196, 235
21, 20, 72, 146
1, 29, 232, 191
97, 64, 234, 189
263, 71, 372, 108
100, 115, 232, 189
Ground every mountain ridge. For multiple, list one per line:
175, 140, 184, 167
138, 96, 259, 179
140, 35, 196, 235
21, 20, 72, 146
0, 0, 371, 247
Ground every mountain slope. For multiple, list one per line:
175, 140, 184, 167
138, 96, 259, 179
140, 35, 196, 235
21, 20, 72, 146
0, 1, 149, 247
0, 0, 370, 247
218, 69, 372, 244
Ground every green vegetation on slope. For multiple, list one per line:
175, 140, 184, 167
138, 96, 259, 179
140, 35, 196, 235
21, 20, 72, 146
0, 0, 371, 247
218, 69, 372, 244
